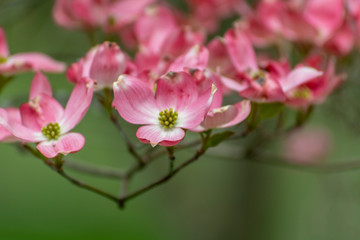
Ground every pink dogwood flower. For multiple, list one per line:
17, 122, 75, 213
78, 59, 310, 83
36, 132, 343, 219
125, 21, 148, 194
223, 28, 323, 102
0, 28, 65, 75
113, 72, 216, 147
53, 0, 154, 32
284, 55, 345, 109
67, 41, 128, 90
241, 0, 353, 55
186, 0, 250, 33
0, 72, 94, 158
134, 6, 204, 80
53, 0, 106, 30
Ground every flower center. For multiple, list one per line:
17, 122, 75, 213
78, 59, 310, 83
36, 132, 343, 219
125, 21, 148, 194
41, 122, 61, 140
292, 87, 312, 99
251, 70, 266, 85
0, 56, 7, 64
107, 16, 116, 26
158, 108, 178, 129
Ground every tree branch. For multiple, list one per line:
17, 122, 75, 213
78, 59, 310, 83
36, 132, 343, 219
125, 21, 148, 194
24, 144, 119, 204
64, 160, 125, 179
118, 148, 206, 206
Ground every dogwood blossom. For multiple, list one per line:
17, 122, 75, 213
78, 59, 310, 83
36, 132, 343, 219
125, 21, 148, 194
113, 72, 216, 146
0, 72, 94, 158
0, 28, 65, 75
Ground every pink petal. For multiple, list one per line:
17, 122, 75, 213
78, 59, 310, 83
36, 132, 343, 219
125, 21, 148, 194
213, 100, 251, 128
162, 26, 205, 58
168, 45, 209, 72
201, 71, 224, 110
220, 75, 249, 92
36, 132, 85, 158
0, 108, 21, 142
0, 126, 12, 142
281, 66, 323, 92
0, 28, 9, 58
9, 53, 66, 73
304, 0, 343, 40
66, 60, 84, 83
155, 72, 199, 111
89, 42, 127, 90
178, 84, 217, 129
135, 6, 178, 55
224, 28, 257, 72
106, 0, 154, 31
207, 37, 236, 75
20, 94, 64, 131
193, 100, 251, 132
136, 125, 185, 147
59, 81, 94, 133
52, 0, 81, 29
29, 72, 52, 100
0, 108, 44, 142
113, 75, 159, 125
323, 23, 355, 55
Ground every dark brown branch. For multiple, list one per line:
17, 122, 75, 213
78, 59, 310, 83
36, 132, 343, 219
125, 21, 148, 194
57, 169, 119, 203
118, 148, 206, 206
24, 144, 119, 204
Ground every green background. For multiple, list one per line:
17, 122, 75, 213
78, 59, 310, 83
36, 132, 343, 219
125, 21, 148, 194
1, 1, 360, 239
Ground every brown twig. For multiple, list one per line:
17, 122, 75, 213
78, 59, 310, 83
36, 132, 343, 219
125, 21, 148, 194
24, 144, 119, 204
118, 148, 207, 206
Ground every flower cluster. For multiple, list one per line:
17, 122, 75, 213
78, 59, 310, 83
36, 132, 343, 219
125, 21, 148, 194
0, 0, 354, 208
241, 0, 360, 55
0, 1, 346, 157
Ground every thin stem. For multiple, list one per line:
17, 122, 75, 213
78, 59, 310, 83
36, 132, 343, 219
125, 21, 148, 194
97, 90, 145, 165
167, 147, 176, 174
24, 144, 119, 204
64, 160, 125, 179
118, 131, 212, 206
57, 169, 119, 203
119, 148, 207, 205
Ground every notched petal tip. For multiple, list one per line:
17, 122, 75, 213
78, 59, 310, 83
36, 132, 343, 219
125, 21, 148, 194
113, 74, 127, 90
211, 83, 218, 95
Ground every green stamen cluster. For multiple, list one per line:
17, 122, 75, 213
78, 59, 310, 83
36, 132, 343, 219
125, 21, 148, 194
41, 123, 61, 140
107, 16, 116, 26
159, 108, 178, 129
252, 70, 266, 85
0, 56, 7, 64
292, 87, 312, 99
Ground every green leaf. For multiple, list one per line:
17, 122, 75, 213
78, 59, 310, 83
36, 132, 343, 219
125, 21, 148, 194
205, 131, 234, 150
247, 102, 284, 129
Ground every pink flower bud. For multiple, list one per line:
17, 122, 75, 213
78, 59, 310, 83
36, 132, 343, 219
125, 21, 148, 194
89, 41, 127, 90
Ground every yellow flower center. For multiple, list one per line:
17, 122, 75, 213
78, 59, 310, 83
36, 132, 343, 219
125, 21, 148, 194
41, 122, 61, 140
292, 87, 312, 99
158, 108, 178, 129
0, 56, 7, 64
251, 70, 266, 85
